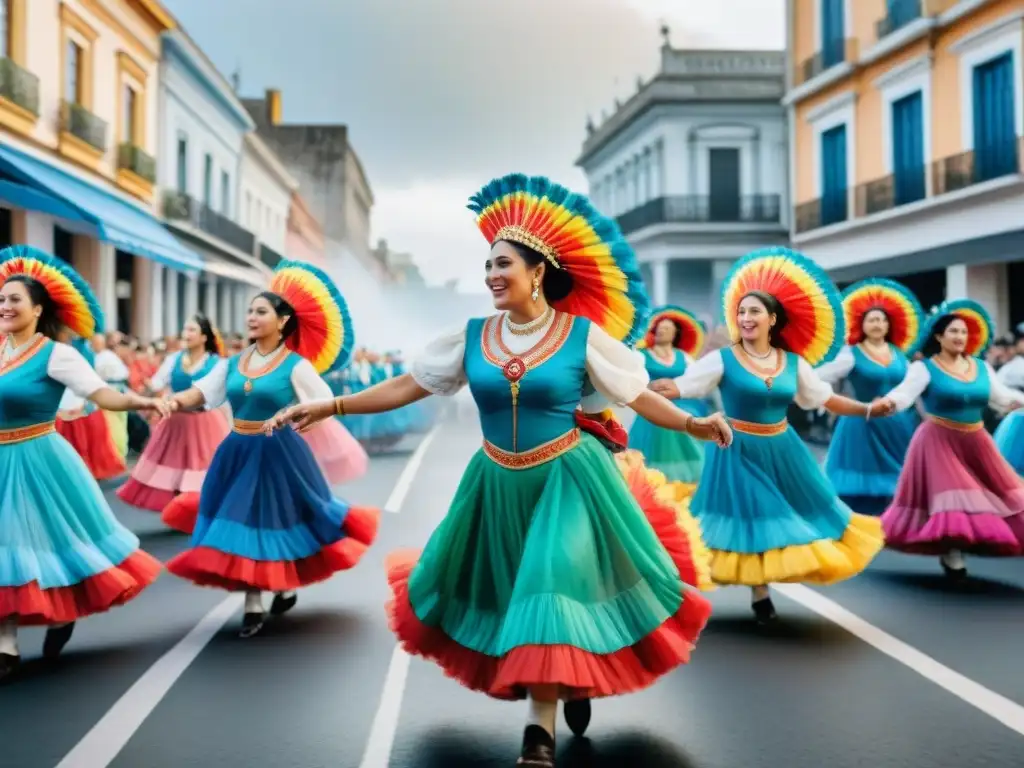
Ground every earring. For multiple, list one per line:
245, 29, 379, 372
531, 275, 540, 302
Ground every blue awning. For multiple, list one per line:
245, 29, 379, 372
0, 144, 203, 273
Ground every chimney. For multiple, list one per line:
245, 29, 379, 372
266, 88, 282, 125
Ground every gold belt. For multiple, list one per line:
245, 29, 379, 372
926, 414, 983, 433
0, 421, 56, 444
729, 417, 788, 436
483, 427, 580, 470
232, 418, 265, 435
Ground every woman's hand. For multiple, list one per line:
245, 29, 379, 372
649, 378, 681, 400
688, 412, 733, 447
869, 397, 895, 418
263, 398, 337, 434
134, 395, 172, 419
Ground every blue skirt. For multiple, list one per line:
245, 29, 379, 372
824, 410, 919, 502
628, 398, 708, 483
994, 410, 1024, 475
690, 425, 884, 585
166, 427, 379, 592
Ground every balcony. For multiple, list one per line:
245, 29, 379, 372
794, 38, 857, 87
854, 168, 926, 217
117, 143, 156, 183
794, 190, 849, 234
61, 100, 107, 153
164, 191, 257, 256
932, 139, 1022, 195
616, 194, 781, 235
258, 243, 283, 269
0, 57, 39, 117
875, 0, 923, 39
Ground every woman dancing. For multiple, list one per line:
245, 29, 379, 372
815, 278, 924, 513
876, 300, 1024, 577
652, 248, 886, 624
0, 246, 165, 681
629, 305, 709, 485
163, 261, 379, 637
269, 174, 730, 767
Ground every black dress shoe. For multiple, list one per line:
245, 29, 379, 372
752, 597, 778, 625
239, 612, 265, 638
941, 561, 968, 581
0, 653, 19, 682
43, 623, 75, 659
270, 592, 297, 616
516, 724, 555, 767
564, 698, 591, 736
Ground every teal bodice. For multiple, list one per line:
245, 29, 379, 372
643, 348, 686, 379
0, 339, 67, 428
919, 357, 990, 424
170, 352, 221, 394
717, 346, 798, 424
225, 351, 302, 421
847, 344, 909, 401
464, 313, 589, 452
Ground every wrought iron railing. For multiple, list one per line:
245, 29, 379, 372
163, 191, 257, 255
61, 100, 107, 152
117, 143, 156, 183
616, 194, 781, 235
875, 0, 923, 39
0, 57, 39, 115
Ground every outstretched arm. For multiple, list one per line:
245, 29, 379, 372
629, 390, 732, 446
50, 342, 168, 416
268, 373, 431, 432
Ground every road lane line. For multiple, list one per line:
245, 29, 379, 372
384, 425, 439, 514
775, 583, 1024, 736
55, 595, 241, 768
359, 645, 413, 768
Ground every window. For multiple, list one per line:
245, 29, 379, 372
0, 1, 9, 60
972, 52, 1017, 182
176, 134, 187, 193
820, 0, 845, 68
221, 170, 230, 214
245, 191, 252, 225
65, 40, 82, 103
708, 148, 741, 221
891, 91, 925, 205
820, 124, 848, 226
122, 84, 136, 144
202, 154, 212, 206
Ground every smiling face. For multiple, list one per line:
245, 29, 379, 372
654, 318, 678, 346
484, 241, 540, 311
247, 296, 285, 341
862, 308, 890, 343
937, 316, 968, 356
0, 279, 42, 336
737, 294, 773, 345
181, 318, 207, 350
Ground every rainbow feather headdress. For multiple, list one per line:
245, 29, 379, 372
721, 246, 844, 366
916, 298, 993, 358
0, 244, 104, 338
268, 260, 354, 374
639, 304, 705, 356
468, 173, 650, 346
841, 277, 923, 353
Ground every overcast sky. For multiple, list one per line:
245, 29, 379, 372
163, 0, 784, 290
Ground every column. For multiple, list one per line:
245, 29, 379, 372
947, 263, 1010, 334
130, 257, 152, 340
11, 211, 54, 251
74, 238, 118, 332
945, 264, 968, 300
149, 263, 164, 340
164, 270, 180, 336
650, 258, 669, 307
236, 283, 251, 332
205, 274, 219, 330
710, 259, 734, 327
184, 273, 199, 319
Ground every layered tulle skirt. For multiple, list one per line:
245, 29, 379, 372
385, 432, 713, 701
628, 398, 708, 484
690, 424, 884, 585
824, 410, 919, 511
0, 432, 160, 625
881, 420, 1024, 555
56, 410, 127, 481
117, 409, 230, 512
994, 410, 1024, 476
166, 427, 379, 591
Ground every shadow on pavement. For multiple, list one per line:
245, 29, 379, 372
867, 570, 1024, 598
704, 613, 863, 647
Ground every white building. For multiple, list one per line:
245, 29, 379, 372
158, 27, 270, 336
239, 130, 296, 269
0, 0, 202, 338
577, 38, 790, 324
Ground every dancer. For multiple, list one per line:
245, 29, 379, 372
994, 409, 1024, 475
815, 278, 924, 513
116, 314, 229, 520
876, 300, 1024, 577
91, 333, 130, 458
163, 260, 379, 637
269, 174, 730, 767
0, 246, 165, 681
651, 247, 886, 623
630, 305, 709, 485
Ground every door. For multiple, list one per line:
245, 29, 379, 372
892, 91, 925, 205
821, 0, 845, 67
973, 52, 1017, 181
708, 148, 740, 221
820, 124, 848, 226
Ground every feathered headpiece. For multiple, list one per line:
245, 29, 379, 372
721, 246, 844, 366
916, 298, 993, 358
0, 245, 104, 338
268, 260, 354, 374
639, 304, 705, 356
841, 277, 923, 353
212, 328, 227, 358
468, 173, 650, 346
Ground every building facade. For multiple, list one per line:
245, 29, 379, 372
158, 26, 267, 337
239, 130, 294, 274
286, 191, 326, 267
786, 0, 1024, 332
577, 39, 790, 324
0, 0, 202, 338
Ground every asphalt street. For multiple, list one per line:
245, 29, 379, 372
2, 413, 1024, 768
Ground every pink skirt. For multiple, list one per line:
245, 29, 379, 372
301, 418, 368, 486
56, 410, 127, 481
882, 421, 1024, 555
117, 409, 230, 512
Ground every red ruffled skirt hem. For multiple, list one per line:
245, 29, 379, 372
117, 481, 176, 513
165, 506, 380, 592
56, 412, 127, 481
161, 492, 200, 534
0, 551, 162, 626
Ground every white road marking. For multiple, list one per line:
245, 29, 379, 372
359, 645, 413, 768
55, 595, 241, 768
384, 425, 438, 514
775, 583, 1024, 737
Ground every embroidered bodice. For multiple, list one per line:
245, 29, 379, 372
884, 357, 1024, 422
717, 347, 799, 424
643, 347, 687, 379
169, 352, 221, 394
0, 337, 105, 429
848, 345, 909, 401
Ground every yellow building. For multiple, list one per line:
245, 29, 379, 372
0, 0, 202, 337
785, 0, 1023, 332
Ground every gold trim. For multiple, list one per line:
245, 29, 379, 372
481, 312, 574, 371
60, 2, 96, 113
925, 414, 983, 433
232, 418, 265, 435
0, 334, 47, 376
483, 428, 580, 469
126, 0, 177, 31
493, 225, 561, 268
8, 0, 27, 65
857, 342, 893, 368
115, 166, 153, 200
58, 131, 105, 171
730, 417, 788, 436
78, 0, 159, 61
930, 355, 977, 383
60, 2, 100, 43
0, 94, 37, 135
0, 421, 56, 444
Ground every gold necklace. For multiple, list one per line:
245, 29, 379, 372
505, 307, 552, 336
